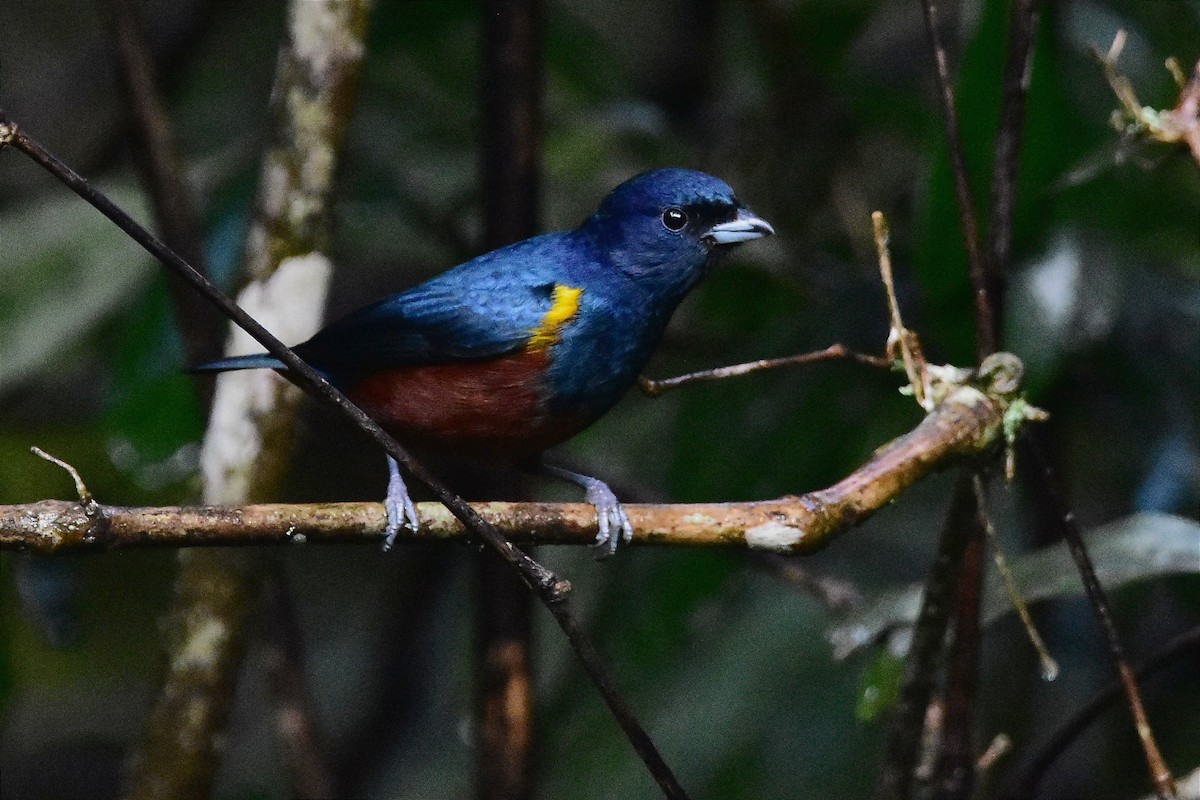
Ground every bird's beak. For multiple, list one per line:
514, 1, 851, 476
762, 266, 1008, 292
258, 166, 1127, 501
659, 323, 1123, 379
704, 208, 776, 245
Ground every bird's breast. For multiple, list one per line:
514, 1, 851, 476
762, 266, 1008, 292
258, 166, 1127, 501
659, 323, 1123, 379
345, 349, 590, 458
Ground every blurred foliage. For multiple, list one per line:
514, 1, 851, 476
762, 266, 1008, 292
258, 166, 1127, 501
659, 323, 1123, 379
0, 1, 1198, 799
831, 513, 1200, 661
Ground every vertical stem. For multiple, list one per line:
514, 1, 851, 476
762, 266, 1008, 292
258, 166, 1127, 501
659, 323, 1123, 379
918, 0, 993, 360
477, 1, 540, 798
875, 471, 977, 800
107, 0, 224, 374
481, 0, 541, 246
933, 521, 984, 800
987, 0, 1040, 335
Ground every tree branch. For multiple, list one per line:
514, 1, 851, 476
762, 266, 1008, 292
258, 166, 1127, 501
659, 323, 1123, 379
3, 359, 1036, 554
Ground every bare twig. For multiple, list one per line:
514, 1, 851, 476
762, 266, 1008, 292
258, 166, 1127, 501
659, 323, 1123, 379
30, 447, 97, 516
988, 0, 1040, 325
1007, 625, 1200, 799
478, 1, 541, 797
1025, 439, 1177, 798
918, 0, 994, 360
874, 211, 931, 409
638, 211, 910, 402
638, 344, 890, 397
974, 476, 1058, 681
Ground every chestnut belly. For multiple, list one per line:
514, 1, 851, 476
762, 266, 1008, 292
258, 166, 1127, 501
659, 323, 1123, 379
346, 350, 591, 458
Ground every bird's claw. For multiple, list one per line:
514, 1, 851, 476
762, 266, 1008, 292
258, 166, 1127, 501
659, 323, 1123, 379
584, 479, 633, 557
383, 456, 419, 551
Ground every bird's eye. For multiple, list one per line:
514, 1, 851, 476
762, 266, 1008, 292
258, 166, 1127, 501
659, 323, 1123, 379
661, 207, 688, 232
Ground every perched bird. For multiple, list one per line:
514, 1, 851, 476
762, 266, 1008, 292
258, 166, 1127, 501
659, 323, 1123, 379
194, 168, 774, 552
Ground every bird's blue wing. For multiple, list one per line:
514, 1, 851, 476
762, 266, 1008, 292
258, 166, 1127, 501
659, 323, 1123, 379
295, 234, 578, 372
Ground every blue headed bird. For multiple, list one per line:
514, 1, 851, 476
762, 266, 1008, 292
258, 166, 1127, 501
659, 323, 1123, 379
194, 168, 774, 552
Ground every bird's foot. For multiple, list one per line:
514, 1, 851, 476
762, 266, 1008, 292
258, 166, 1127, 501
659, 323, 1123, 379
583, 478, 633, 557
540, 465, 632, 556
383, 455, 419, 551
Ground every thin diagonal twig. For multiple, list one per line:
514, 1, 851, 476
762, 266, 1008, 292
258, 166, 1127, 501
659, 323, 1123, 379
638, 344, 890, 397
0, 115, 689, 800
974, 476, 1058, 681
1007, 625, 1200, 799
1025, 439, 1177, 799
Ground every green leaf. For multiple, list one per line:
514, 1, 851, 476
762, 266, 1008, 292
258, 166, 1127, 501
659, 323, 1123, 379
856, 649, 905, 722
0, 184, 155, 392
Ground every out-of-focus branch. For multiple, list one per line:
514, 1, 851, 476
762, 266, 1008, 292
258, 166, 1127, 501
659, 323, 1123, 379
119, 3, 372, 799
1100, 33, 1200, 166
107, 0, 224, 373
933, 515, 985, 800
478, 1, 541, 798
918, 0, 993, 360
260, 568, 335, 799
875, 473, 981, 800
988, 0, 1040, 327
125, 549, 257, 800
2, 354, 1039, 554
754, 554, 865, 617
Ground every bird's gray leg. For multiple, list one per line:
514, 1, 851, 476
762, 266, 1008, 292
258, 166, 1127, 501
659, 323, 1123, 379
540, 464, 633, 556
383, 455, 419, 550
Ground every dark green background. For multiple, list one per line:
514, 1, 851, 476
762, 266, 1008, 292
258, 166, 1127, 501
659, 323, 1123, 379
0, 1, 1197, 798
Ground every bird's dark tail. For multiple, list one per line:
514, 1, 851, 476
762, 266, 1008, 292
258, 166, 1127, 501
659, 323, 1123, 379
187, 354, 286, 374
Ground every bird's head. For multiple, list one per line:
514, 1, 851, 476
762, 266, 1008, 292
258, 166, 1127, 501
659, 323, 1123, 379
582, 168, 774, 297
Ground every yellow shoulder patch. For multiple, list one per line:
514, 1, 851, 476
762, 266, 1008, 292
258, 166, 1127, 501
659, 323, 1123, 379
527, 284, 583, 350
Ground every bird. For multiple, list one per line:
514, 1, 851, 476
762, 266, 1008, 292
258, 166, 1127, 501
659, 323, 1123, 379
193, 168, 774, 553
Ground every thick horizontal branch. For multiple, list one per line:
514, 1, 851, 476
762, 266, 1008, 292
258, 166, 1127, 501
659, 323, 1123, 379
4, 373, 1027, 555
